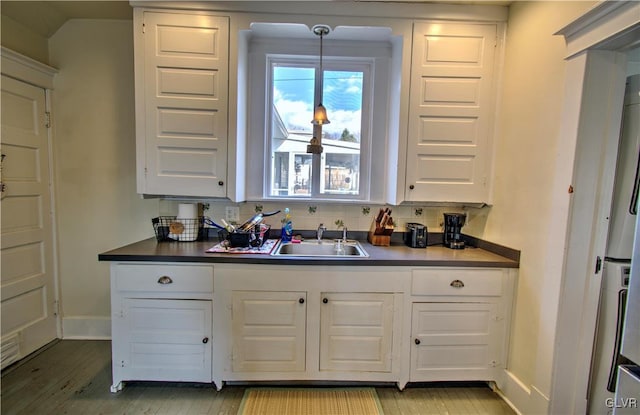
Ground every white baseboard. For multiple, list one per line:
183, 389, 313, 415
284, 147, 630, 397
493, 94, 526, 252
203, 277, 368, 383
530, 384, 551, 414
62, 316, 111, 340
500, 369, 550, 415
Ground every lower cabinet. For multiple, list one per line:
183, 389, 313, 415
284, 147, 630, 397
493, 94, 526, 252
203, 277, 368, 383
231, 291, 306, 372
411, 302, 502, 381
229, 289, 395, 375
215, 265, 405, 385
107, 262, 516, 391
409, 268, 515, 385
113, 299, 212, 386
109, 263, 214, 392
320, 292, 394, 373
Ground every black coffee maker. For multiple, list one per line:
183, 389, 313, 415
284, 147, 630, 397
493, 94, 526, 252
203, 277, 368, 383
443, 213, 466, 249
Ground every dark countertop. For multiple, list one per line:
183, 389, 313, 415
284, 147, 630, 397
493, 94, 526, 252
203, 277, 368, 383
98, 235, 519, 268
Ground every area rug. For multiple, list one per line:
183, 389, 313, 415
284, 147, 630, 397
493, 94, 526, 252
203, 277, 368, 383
237, 387, 384, 415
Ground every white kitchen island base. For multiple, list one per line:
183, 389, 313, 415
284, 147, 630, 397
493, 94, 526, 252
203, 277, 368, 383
106, 260, 516, 393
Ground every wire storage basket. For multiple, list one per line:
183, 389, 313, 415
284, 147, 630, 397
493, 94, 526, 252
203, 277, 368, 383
152, 216, 205, 242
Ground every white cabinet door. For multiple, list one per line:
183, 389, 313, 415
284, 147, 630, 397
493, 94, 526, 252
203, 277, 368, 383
137, 11, 229, 197
319, 293, 394, 373
406, 22, 497, 203
410, 302, 503, 381
1, 76, 57, 368
113, 298, 212, 385
231, 291, 306, 373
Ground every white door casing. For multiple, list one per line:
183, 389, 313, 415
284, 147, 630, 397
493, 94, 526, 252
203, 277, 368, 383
1, 74, 57, 368
549, 2, 640, 414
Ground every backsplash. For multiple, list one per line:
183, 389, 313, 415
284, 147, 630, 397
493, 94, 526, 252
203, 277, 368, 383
159, 200, 490, 236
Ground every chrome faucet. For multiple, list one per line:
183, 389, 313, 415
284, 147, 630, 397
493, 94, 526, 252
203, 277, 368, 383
342, 226, 348, 243
317, 223, 327, 242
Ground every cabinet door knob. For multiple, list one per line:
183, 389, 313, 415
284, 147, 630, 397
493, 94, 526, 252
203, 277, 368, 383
299, 298, 305, 304
409, 184, 415, 190
414, 338, 421, 345
218, 181, 224, 186
450, 279, 465, 288
157, 275, 173, 284
202, 337, 209, 344
322, 298, 328, 304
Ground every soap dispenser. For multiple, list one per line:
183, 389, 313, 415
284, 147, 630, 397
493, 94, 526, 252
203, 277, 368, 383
281, 208, 293, 242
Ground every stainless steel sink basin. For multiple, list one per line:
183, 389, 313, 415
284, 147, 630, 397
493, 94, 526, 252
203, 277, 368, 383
272, 240, 369, 257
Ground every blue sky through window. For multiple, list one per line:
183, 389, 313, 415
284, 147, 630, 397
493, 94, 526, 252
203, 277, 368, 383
273, 66, 363, 141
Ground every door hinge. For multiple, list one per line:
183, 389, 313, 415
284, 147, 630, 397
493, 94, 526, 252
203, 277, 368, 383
142, 22, 146, 34
45, 112, 52, 128
595, 256, 602, 274
53, 300, 60, 316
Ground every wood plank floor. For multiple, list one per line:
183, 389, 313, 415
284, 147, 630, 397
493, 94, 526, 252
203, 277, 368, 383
1, 340, 516, 415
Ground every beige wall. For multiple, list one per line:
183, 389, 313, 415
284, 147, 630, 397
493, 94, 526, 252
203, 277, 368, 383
48, 19, 158, 337
483, 0, 596, 408
1, 14, 50, 63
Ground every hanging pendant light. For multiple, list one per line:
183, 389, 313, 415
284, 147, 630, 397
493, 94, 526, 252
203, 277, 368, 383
311, 24, 330, 126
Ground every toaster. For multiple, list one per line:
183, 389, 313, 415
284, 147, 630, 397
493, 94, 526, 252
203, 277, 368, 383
405, 223, 427, 248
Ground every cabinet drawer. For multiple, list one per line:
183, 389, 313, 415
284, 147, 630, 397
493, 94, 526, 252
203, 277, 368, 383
114, 264, 213, 293
412, 268, 502, 296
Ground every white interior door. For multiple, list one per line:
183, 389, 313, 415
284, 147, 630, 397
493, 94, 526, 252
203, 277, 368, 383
1, 74, 57, 369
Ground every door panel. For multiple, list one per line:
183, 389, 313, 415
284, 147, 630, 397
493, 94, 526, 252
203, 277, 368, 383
231, 291, 306, 373
319, 293, 394, 372
142, 12, 228, 197
411, 302, 501, 381
406, 22, 497, 203
1, 75, 56, 369
118, 298, 212, 382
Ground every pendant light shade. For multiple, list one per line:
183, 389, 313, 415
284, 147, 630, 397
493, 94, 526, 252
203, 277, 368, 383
312, 103, 330, 125
311, 25, 331, 126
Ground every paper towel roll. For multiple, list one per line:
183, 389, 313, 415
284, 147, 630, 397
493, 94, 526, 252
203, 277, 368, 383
177, 203, 198, 219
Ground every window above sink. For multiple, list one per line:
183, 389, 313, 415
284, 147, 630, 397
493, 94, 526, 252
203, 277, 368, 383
244, 23, 402, 204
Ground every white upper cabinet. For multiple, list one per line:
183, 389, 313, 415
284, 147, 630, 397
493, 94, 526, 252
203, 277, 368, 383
134, 10, 229, 197
405, 22, 499, 204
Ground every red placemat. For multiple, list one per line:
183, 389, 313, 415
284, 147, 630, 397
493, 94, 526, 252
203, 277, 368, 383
206, 238, 278, 254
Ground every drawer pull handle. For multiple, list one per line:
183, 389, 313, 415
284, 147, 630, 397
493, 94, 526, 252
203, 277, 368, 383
414, 338, 421, 345
157, 276, 173, 284
322, 298, 328, 304
450, 279, 465, 288
202, 337, 209, 344
299, 298, 305, 304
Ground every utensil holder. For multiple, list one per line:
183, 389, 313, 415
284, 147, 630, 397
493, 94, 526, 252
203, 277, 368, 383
152, 216, 205, 242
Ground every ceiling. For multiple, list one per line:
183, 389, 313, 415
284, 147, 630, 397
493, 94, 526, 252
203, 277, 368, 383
1, 1, 512, 38
1, 1, 133, 38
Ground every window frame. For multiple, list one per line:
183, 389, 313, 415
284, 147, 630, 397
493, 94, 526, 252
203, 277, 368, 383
265, 55, 373, 200
245, 35, 392, 204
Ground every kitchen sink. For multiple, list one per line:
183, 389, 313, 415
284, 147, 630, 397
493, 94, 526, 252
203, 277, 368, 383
272, 240, 369, 257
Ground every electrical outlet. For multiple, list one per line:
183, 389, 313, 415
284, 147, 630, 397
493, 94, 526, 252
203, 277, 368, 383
225, 206, 240, 223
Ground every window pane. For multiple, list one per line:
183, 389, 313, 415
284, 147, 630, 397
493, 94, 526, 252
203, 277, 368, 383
293, 154, 312, 195
322, 70, 363, 142
270, 66, 315, 197
321, 70, 363, 195
323, 153, 360, 195
273, 66, 314, 134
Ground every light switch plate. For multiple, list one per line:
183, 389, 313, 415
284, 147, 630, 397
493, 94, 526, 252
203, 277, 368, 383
225, 206, 240, 222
